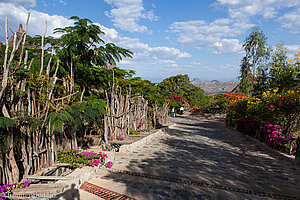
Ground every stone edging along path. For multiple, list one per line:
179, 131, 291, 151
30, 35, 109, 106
118, 123, 175, 153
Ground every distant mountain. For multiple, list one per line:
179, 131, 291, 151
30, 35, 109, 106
191, 78, 240, 93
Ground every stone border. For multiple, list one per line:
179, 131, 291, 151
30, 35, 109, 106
119, 124, 174, 153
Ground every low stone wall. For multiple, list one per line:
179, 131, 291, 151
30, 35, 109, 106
119, 126, 170, 153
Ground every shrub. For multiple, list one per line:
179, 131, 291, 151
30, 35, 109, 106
0, 181, 29, 200
129, 128, 150, 135
57, 148, 110, 169
211, 92, 247, 112
227, 88, 300, 135
237, 116, 263, 138
263, 124, 296, 153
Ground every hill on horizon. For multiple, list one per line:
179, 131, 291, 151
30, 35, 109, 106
191, 78, 239, 94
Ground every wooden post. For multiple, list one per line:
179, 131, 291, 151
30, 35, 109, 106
295, 137, 300, 165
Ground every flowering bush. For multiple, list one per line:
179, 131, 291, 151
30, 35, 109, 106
167, 94, 186, 109
211, 92, 247, 112
263, 124, 296, 152
227, 88, 300, 134
106, 161, 113, 168
228, 96, 262, 119
237, 116, 263, 137
171, 94, 186, 102
260, 88, 300, 129
188, 106, 201, 113
117, 135, 125, 141
0, 181, 29, 200
57, 148, 111, 169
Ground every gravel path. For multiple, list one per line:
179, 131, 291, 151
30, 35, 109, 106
87, 115, 300, 200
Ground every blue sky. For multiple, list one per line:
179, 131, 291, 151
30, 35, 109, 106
1, 0, 300, 82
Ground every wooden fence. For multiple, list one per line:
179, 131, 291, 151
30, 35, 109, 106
103, 85, 169, 143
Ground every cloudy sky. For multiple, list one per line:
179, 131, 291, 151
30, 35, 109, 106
0, 0, 300, 82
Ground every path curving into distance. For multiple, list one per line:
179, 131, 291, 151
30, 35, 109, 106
84, 114, 300, 200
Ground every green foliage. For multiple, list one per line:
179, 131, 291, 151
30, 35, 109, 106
239, 27, 270, 95
158, 74, 210, 108
158, 74, 190, 96
0, 117, 17, 128
117, 76, 166, 106
80, 66, 135, 92
268, 44, 299, 92
47, 109, 74, 133
69, 99, 107, 125
53, 16, 133, 91
57, 148, 107, 169
129, 128, 150, 135
0, 117, 17, 153
239, 29, 299, 96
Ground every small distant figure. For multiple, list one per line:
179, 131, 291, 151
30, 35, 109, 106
180, 107, 184, 114
171, 107, 175, 117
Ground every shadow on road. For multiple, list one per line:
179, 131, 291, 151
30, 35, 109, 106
102, 115, 300, 199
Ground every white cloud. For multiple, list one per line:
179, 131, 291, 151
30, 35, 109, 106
0, 0, 36, 7
119, 60, 131, 65
58, 0, 67, 5
97, 24, 191, 62
0, 3, 74, 41
104, 0, 158, 33
212, 38, 244, 54
278, 8, 300, 33
0, 2, 191, 80
213, 0, 299, 19
285, 45, 300, 52
284, 45, 300, 59
170, 18, 254, 54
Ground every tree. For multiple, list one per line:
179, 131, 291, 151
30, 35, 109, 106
268, 44, 299, 92
158, 74, 209, 108
239, 27, 270, 95
54, 16, 133, 92
0, 14, 133, 184
158, 74, 190, 96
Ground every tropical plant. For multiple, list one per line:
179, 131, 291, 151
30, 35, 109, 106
54, 16, 133, 91
0, 14, 131, 185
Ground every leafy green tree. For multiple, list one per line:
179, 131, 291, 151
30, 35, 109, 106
117, 76, 166, 106
158, 74, 190, 96
53, 16, 133, 91
239, 27, 270, 95
158, 74, 209, 108
268, 44, 299, 92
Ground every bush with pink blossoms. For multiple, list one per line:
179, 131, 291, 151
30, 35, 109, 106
57, 148, 112, 169
117, 133, 125, 141
0, 181, 29, 200
264, 124, 296, 152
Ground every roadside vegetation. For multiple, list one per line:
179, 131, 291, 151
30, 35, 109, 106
210, 28, 299, 154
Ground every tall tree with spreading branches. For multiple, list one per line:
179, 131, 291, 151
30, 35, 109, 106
54, 16, 133, 93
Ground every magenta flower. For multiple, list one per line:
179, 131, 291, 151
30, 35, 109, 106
24, 181, 29, 187
106, 161, 113, 168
